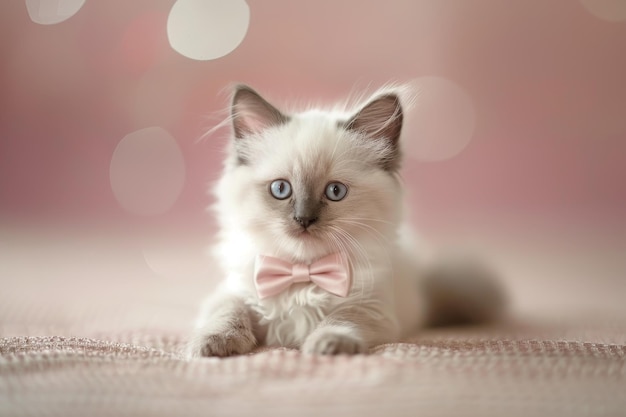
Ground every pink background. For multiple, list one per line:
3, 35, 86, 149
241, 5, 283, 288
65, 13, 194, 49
1, 1, 625, 327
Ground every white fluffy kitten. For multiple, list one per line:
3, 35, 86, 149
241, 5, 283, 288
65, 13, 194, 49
188, 85, 504, 357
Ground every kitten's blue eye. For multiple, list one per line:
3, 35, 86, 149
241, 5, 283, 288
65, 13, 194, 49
325, 182, 348, 201
269, 179, 292, 200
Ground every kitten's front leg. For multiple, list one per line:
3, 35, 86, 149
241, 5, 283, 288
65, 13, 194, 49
302, 304, 399, 355
187, 292, 258, 358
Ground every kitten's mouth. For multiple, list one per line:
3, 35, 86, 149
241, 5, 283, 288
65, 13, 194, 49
289, 227, 316, 240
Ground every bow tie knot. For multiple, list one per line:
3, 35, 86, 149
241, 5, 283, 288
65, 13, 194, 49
253, 253, 351, 299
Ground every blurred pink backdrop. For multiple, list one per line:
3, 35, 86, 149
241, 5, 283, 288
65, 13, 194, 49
1, 0, 625, 325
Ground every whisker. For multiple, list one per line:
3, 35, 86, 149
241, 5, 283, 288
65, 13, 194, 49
327, 224, 375, 298
335, 216, 395, 225
331, 221, 395, 294
334, 219, 391, 244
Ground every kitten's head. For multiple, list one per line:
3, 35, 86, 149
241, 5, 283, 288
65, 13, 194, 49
216, 85, 407, 263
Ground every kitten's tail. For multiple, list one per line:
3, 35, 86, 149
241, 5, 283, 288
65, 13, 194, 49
420, 252, 508, 327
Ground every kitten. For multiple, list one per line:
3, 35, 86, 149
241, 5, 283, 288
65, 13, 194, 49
188, 84, 505, 357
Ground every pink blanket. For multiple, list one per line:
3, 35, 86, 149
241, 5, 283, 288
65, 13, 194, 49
2, 231, 625, 416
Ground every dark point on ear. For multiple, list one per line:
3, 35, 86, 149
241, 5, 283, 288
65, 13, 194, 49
344, 93, 404, 171
346, 94, 403, 144
231, 85, 289, 139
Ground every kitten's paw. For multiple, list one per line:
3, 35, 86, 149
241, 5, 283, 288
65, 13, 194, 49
302, 326, 366, 355
188, 325, 256, 358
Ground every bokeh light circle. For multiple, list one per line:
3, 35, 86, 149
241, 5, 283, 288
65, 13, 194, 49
579, 0, 626, 22
25, 0, 86, 25
167, 0, 250, 61
403, 76, 476, 162
110, 127, 185, 216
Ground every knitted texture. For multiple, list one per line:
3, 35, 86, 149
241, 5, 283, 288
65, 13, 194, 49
2, 232, 625, 416
2, 326, 626, 417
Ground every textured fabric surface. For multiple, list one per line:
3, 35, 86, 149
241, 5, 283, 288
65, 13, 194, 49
2, 231, 625, 416
2, 324, 626, 416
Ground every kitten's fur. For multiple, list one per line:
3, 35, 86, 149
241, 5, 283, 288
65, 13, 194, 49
188, 84, 505, 357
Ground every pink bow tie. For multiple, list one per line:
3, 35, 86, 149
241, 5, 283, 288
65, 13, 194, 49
253, 253, 351, 299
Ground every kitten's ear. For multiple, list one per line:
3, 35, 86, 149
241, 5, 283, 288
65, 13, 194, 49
345, 93, 403, 170
231, 85, 289, 139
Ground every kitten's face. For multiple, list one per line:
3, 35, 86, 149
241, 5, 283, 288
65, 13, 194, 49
218, 86, 404, 262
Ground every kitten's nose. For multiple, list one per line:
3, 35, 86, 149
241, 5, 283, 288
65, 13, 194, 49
294, 216, 318, 229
